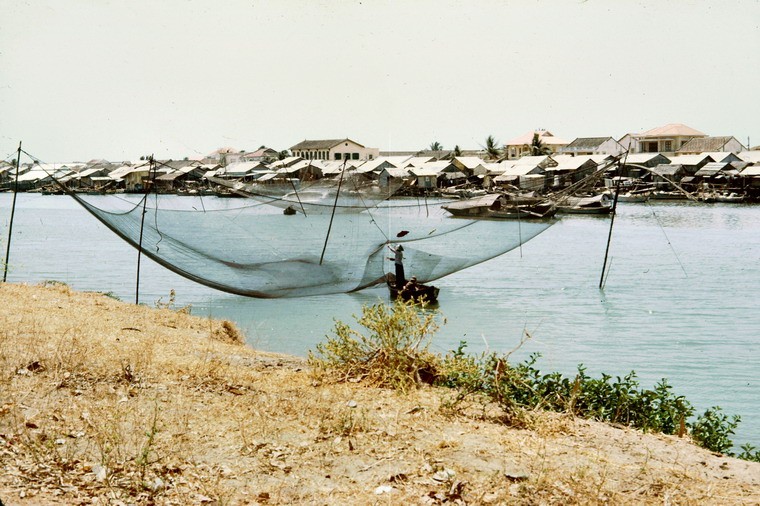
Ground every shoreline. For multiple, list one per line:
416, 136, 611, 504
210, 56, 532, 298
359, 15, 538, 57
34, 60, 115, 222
1, 282, 758, 504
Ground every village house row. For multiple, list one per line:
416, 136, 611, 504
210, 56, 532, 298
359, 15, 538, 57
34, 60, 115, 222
2, 123, 759, 198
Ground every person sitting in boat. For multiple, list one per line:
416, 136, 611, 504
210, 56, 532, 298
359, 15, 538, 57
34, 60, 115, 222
388, 244, 405, 287
400, 276, 420, 299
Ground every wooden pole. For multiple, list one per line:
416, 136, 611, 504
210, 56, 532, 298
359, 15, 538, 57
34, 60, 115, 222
319, 159, 347, 265
599, 153, 627, 289
135, 155, 154, 304
3, 141, 22, 282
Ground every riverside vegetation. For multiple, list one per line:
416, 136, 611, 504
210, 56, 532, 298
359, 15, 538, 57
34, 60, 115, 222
1, 282, 758, 505
310, 300, 760, 463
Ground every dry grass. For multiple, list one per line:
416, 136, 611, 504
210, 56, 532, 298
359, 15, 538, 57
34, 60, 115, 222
0, 282, 758, 505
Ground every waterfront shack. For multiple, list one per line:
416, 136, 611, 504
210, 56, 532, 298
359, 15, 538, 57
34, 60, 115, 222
545, 155, 598, 188
559, 137, 626, 157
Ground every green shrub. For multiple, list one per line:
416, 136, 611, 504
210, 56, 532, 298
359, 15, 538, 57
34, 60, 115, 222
690, 407, 740, 454
308, 300, 441, 393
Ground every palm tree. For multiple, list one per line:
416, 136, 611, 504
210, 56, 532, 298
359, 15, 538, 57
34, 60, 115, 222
530, 133, 552, 156
483, 135, 502, 160
429, 141, 443, 151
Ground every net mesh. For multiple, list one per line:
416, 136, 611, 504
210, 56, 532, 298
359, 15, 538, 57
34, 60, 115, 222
70, 184, 553, 298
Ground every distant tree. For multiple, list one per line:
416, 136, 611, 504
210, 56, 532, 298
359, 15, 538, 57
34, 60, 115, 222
429, 141, 443, 151
483, 135, 502, 160
453, 145, 462, 157
278, 150, 290, 160
530, 133, 552, 156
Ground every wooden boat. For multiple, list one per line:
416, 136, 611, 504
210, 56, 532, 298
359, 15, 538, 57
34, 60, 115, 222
616, 190, 651, 202
555, 193, 613, 215
715, 192, 745, 203
213, 187, 245, 198
650, 190, 687, 200
442, 193, 556, 220
385, 273, 439, 304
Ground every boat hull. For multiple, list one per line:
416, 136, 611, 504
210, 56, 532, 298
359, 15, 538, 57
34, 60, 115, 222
386, 274, 439, 304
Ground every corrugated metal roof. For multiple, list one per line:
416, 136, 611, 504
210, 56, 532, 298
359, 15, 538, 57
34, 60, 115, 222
386, 167, 413, 178
740, 164, 760, 176
694, 162, 732, 176
676, 136, 737, 153
500, 164, 542, 176
623, 153, 671, 164
669, 154, 713, 165
650, 164, 681, 176
403, 156, 437, 167
738, 151, 760, 163
410, 166, 441, 177
452, 156, 486, 169
564, 137, 612, 149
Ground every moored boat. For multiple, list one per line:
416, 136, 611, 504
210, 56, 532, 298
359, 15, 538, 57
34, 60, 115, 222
715, 192, 745, 203
442, 193, 556, 220
555, 193, 613, 215
616, 190, 651, 202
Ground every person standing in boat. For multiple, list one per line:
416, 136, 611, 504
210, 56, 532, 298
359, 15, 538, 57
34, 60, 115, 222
388, 244, 406, 287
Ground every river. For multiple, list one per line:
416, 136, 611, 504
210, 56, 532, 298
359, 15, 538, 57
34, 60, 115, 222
1, 193, 758, 449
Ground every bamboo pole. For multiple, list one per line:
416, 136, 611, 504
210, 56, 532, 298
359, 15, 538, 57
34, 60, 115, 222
3, 141, 22, 283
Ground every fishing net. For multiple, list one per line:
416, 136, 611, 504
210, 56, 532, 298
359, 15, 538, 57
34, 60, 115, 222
71, 185, 554, 298
207, 173, 405, 214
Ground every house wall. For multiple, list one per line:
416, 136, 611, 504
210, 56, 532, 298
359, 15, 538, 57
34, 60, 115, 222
293, 141, 379, 161
636, 135, 705, 154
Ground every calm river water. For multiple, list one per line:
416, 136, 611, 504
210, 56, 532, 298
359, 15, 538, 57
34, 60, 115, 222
2, 193, 758, 449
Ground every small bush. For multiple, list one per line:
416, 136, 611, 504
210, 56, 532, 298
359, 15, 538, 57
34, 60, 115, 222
690, 407, 740, 454
308, 300, 441, 392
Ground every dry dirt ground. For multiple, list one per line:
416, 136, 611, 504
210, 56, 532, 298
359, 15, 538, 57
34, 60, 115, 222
0, 282, 758, 505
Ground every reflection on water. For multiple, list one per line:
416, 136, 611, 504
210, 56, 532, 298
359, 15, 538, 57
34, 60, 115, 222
1, 194, 758, 448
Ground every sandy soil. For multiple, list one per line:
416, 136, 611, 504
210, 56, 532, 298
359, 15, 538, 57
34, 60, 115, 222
0, 282, 758, 505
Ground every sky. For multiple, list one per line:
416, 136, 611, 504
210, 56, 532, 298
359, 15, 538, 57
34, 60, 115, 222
1, 0, 758, 163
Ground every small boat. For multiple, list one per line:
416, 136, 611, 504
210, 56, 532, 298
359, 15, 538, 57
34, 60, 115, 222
213, 187, 245, 198
442, 193, 556, 220
555, 193, 613, 215
650, 190, 687, 200
386, 273, 439, 304
715, 192, 745, 203
616, 190, 651, 202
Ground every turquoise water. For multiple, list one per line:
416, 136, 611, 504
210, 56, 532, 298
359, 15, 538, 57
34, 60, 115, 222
1, 193, 758, 449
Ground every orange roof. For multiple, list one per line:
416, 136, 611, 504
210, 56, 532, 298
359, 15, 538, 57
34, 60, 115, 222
639, 123, 705, 137
505, 130, 569, 146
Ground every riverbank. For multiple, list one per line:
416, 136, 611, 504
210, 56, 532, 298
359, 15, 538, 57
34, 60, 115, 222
0, 282, 758, 505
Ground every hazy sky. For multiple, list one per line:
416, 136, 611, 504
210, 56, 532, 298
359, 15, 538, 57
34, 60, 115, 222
1, 0, 758, 162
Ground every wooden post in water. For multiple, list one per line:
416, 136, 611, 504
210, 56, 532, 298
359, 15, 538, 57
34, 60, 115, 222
319, 159, 347, 265
3, 141, 22, 283
599, 153, 627, 289
135, 155, 154, 304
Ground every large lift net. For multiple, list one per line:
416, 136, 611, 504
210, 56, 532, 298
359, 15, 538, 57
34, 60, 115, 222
71, 180, 553, 298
